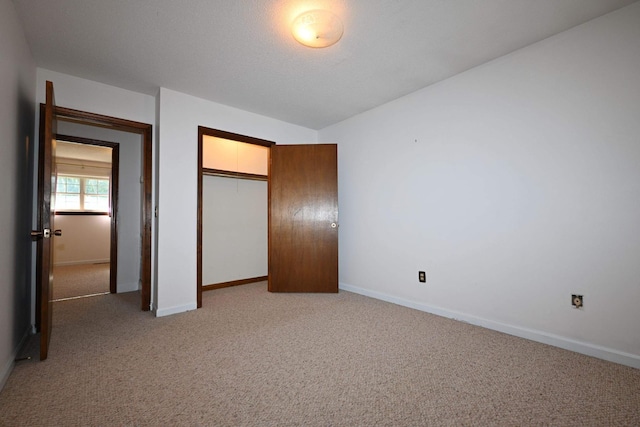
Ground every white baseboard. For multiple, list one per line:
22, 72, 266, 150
339, 282, 640, 370
54, 258, 110, 267
0, 327, 31, 392
155, 302, 197, 317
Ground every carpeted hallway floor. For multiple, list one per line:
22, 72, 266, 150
1, 282, 639, 426
52, 263, 110, 300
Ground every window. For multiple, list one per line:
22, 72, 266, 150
55, 175, 110, 212
83, 178, 110, 211
56, 176, 81, 210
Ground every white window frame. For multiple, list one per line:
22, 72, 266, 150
55, 174, 111, 213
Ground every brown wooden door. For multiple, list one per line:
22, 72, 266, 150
268, 144, 338, 292
34, 80, 57, 360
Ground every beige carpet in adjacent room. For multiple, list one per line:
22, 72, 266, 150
52, 263, 110, 300
1, 282, 638, 426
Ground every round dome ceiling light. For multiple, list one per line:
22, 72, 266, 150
291, 9, 343, 48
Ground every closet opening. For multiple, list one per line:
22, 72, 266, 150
196, 127, 275, 308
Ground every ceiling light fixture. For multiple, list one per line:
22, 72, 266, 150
291, 9, 343, 48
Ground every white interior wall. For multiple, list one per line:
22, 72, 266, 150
319, 3, 640, 368
156, 88, 317, 316
53, 215, 111, 265
202, 177, 268, 284
35, 69, 157, 122
0, 0, 36, 390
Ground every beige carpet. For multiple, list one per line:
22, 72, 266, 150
52, 263, 110, 300
1, 282, 639, 426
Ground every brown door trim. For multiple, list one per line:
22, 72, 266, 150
52, 106, 152, 311
35, 105, 45, 333
197, 126, 275, 308
55, 134, 120, 294
202, 276, 268, 292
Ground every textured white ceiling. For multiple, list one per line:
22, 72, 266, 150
12, 0, 638, 129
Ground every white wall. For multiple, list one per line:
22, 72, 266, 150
0, 0, 36, 390
320, 3, 640, 368
36, 69, 156, 124
202, 177, 268, 285
156, 88, 317, 316
35, 69, 155, 300
53, 215, 111, 265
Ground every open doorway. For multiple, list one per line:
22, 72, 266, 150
52, 138, 117, 301
45, 106, 153, 312
51, 118, 144, 300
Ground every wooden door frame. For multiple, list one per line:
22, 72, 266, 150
51, 106, 152, 311
54, 134, 120, 294
196, 126, 274, 308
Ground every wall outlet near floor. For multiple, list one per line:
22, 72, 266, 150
418, 271, 426, 283
571, 294, 583, 309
